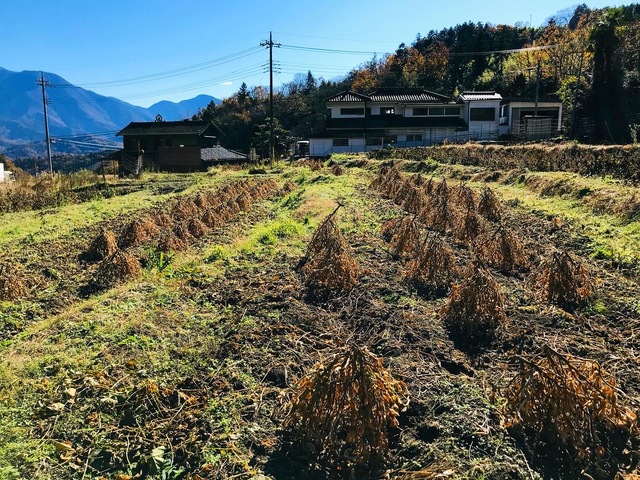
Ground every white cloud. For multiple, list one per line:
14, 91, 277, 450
220, 81, 233, 86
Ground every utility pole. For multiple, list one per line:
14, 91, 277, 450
36, 71, 53, 176
534, 58, 541, 118
261, 32, 280, 165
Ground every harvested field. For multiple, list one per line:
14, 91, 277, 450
0, 159, 639, 480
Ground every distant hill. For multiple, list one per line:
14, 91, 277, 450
0, 67, 220, 157
148, 94, 221, 121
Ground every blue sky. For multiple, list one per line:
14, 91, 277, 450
0, 0, 619, 107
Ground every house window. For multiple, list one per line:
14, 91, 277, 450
333, 138, 349, 147
470, 108, 496, 121
445, 107, 461, 116
429, 107, 445, 116
366, 137, 383, 146
384, 135, 397, 144
340, 108, 364, 116
413, 108, 429, 116
381, 107, 395, 115
406, 134, 423, 142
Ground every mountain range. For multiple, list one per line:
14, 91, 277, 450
0, 67, 220, 157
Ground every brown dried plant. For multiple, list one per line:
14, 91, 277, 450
302, 205, 358, 299
91, 249, 142, 289
478, 187, 503, 222
156, 232, 186, 253
201, 209, 221, 228
452, 207, 486, 246
285, 344, 409, 473
88, 228, 118, 260
371, 164, 403, 198
477, 225, 530, 274
503, 346, 637, 470
451, 182, 477, 212
187, 218, 209, 238
120, 216, 161, 248
331, 164, 344, 176
535, 251, 594, 311
440, 259, 506, 349
388, 216, 421, 260
0, 263, 28, 301
404, 235, 458, 296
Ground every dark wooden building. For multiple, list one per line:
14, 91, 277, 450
116, 121, 247, 172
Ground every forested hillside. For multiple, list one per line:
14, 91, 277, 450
195, 4, 640, 151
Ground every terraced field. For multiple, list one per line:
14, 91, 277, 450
0, 157, 638, 480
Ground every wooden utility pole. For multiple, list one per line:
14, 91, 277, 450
36, 71, 53, 176
261, 32, 280, 165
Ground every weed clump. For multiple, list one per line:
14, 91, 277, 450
0, 263, 28, 301
91, 249, 142, 289
504, 346, 638, 476
441, 260, 506, 349
536, 251, 594, 311
302, 206, 358, 300
87, 228, 118, 260
285, 344, 409, 475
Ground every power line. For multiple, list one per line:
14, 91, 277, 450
57, 46, 264, 88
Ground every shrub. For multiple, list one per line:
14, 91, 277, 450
504, 346, 638, 475
440, 260, 506, 349
285, 344, 409, 474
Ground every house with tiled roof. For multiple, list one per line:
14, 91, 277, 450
308, 88, 562, 156
116, 120, 247, 173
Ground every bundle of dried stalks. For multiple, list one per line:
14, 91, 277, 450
388, 216, 421, 260
187, 218, 209, 238
393, 178, 417, 206
371, 164, 403, 198
88, 228, 118, 260
120, 216, 161, 248
280, 180, 298, 195
452, 208, 486, 245
380, 217, 403, 242
302, 206, 358, 299
451, 183, 477, 212
441, 260, 506, 348
285, 344, 409, 473
404, 235, 458, 295
236, 193, 252, 211
173, 222, 194, 243
193, 192, 211, 210
478, 225, 530, 273
201, 209, 220, 228
173, 197, 200, 219
478, 187, 503, 222
91, 249, 141, 289
504, 346, 637, 469
402, 186, 428, 215
152, 212, 174, 229
423, 196, 451, 234
0, 263, 28, 301
331, 164, 344, 176
535, 251, 594, 311
156, 232, 186, 252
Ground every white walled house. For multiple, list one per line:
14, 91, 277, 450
308, 88, 563, 156
499, 99, 563, 140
